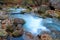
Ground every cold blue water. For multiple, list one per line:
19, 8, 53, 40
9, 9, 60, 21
8, 8, 60, 40
8, 13, 60, 40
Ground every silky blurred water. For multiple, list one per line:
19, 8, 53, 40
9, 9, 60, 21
9, 13, 52, 35
9, 13, 60, 40
8, 8, 60, 40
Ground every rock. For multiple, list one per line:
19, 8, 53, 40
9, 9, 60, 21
16, 24, 23, 30
14, 18, 25, 24
50, 0, 60, 9
13, 18, 25, 26
0, 29, 8, 37
6, 25, 14, 33
12, 28, 24, 37
12, 24, 24, 37
39, 5, 50, 13
41, 33, 53, 40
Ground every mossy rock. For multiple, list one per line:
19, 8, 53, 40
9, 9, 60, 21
6, 25, 14, 33
12, 30, 24, 37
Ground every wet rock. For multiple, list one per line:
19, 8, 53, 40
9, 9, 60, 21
12, 27, 24, 37
13, 18, 25, 26
16, 24, 23, 30
12, 30, 23, 37
12, 24, 24, 37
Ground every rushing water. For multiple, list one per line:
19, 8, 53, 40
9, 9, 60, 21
9, 13, 60, 40
8, 8, 60, 40
9, 13, 52, 35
